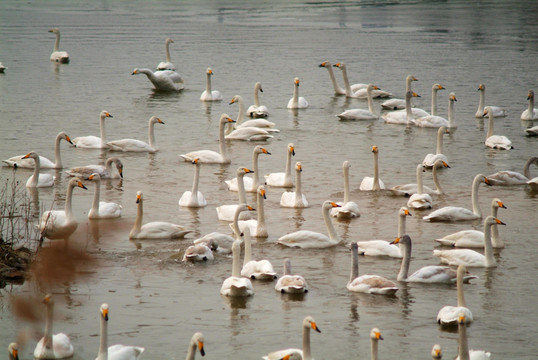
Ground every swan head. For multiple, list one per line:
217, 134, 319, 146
238, 167, 254, 175
255, 82, 263, 92
399, 207, 412, 217
206, 67, 213, 75
343, 160, 351, 169
150, 116, 164, 125
482, 106, 495, 117
431, 344, 442, 359
136, 191, 143, 204
295, 162, 302, 172
42, 293, 53, 305
100, 303, 109, 321
371, 145, 379, 154
485, 215, 506, 227
71, 177, 88, 190
483, 175, 492, 186
293, 77, 300, 86
406, 90, 421, 98
131, 68, 141, 75
8, 342, 18, 360
58, 132, 74, 145
390, 234, 410, 246
100, 110, 113, 119
288, 143, 295, 156
191, 158, 200, 165
433, 159, 450, 169
191, 332, 205, 356
229, 95, 242, 105
528, 89, 534, 100
165, 37, 174, 44
323, 201, 341, 210
88, 173, 101, 182
303, 316, 321, 333
449, 92, 457, 102
22, 151, 38, 160
367, 84, 380, 91
48, 28, 60, 34
458, 312, 467, 325
258, 185, 266, 199
319, 61, 330, 68
219, 113, 235, 124
407, 75, 418, 82
255, 146, 271, 155
478, 83, 485, 91
333, 62, 345, 69
433, 84, 445, 91
492, 198, 507, 210
106, 157, 124, 178
370, 328, 383, 341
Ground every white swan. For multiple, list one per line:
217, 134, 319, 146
217, 167, 256, 221
408, 83, 446, 120
422, 126, 449, 168
390, 159, 449, 196
521, 89, 538, 120
22, 152, 55, 188
225, 124, 273, 141
72, 110, 114, 149
180, 114, 234, 163
483, 106, 513, 149
333, 62, 391, 98
236, 186, 268, 238
360, 145, 386, 191
392, 235, 477, 283
241, 227, 277, 280
356, 207, 412, 258
455, 314, 491, 360
407, 164, 433, 209
183, 243, 214, 262
486, 156, 538, 186
88, 173, 122, 219
132, 68, 184, 92
275, 258, 308, 293
220, 239, 254, 297
278, 201, 342, 249
381, 75, 418, 110
156, 37, 176, 71
368, 328, 384, 360
347, 242, 399, 295
319, 61, 348, 95
184, 333, 205, 360
431, 344, 442, 360
411, 92, 457, 128
107, 116, 165, 152
436, 265, 474, 326
423, 174, 491, 222
433, 216, 504, 267
226, 145, 271, 192
200, 67, 222, 101
3, 132, 73, 169
247, 82, 269, 117
336, 84, 380, 120
193, 232, 235, 255
48, 28, 69, 63
39, 177, 87, 240
475, 83, 505, 118
179, 159, 207, 208
435, 198, 507, 248
382, 91, 422, 124
262, 316, 320, 360
264, 143, 295, 187
66, 157, 123, 180
34, 294, 74, 359
229, 95, 277, 131
280, 162, 309, 208
525, 125, 538, 136
96, 303, 145, 360
331, 160, 360, 218
129, 191, 192, 240
287, 77, 308, 109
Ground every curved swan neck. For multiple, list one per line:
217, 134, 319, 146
231, 241, 241, 278
326, 65, 345, 94
243, 230, 252, 265
350, 243, 359, 282
431, 87, 439, 116
372, 150, 380, 190
165, 39, 172, 63
323, 203, 339, 241
98, 312, 108, 360
186, 340, 197, 360
416, 164, 424, 195
340, 65, 352, 96
54, 134, 63, 168
523, 157, 536, 180
486, 112, 494, 138
398, 238, 412, 281
435, 128, 444, 155
432, 163, 445, 194
148, 118, 157, 150
343, 164, 350, 203
302, 323, 312, 360
237, 172, 247, 204
458, 320, 470, 360
483, 219, 496, 266
470, 175, 483, 217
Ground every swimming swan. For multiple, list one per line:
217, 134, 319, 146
66, 157, 123, 180
200, 68, 223, 101
390, 159, 449, 196
333, 62, 391, 98
360, 145, 386, 191
39, 177, 87, 240
179, 159, 207, 208
280, 162, 309, 208
220, 239, 254, 296
275, 258, 308, 293
34, 294, 74, 359
422, 126, 450, 168
486, 156, 538, 186
22, 152, 55, 188
247, 82, 269, 118
225, 145, 271, 192
455, 313, 491, 360
264, 143, 295, 187
132, 68, 184, 92
381, 75, 418, 110
277, 201, 342, 249
88, 173, 122, 219
331, 160, 360, 218
407, 164, 433, 209
48, 28, 69, 63
72, 110, 114, 149
156, 37, 176, 71
217, 167, 255, 221
475, 83, 505, 118
236, 186, 268, 238
287, 77, 308, 109
483, 106, 513, 150
3, 132, 73, 169
412, 92, 456, 128
382, 91, 421, 124
436, 265, 474, 326
336, 84, 380, 120
520, 89, 538, 120
229, 95, 277, 131
262, 316, 320, 360
241, 227, 277, 280
107, 116, 165, 152
129, 191, 192, 239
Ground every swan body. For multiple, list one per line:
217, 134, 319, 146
412, 92, 456, 128
107, 116, 164, 152
528, 176, 538, 191
483, 106, 513, 149
336, 84, 380, 120
88, 174, 122, 219
226, 146, 270, 192
360, 145, 385, 191
263, 316, 320, 360
277, 201, 342, 249
129, 191, 192, 239
225, 126, 273, 141
220, 239, 254, 297
436, 266, 474, 326
48, 28, 69, 63
333, 62, 390, 98
319, 61, 349, 95
455, 314, 491, 360
200, 67, 222, 101
287, 77, 308, 108
132, 68, 184, 92
347, 242, 399, 295
184, 333, 205, 360
433, 216, 504, 267
179, 159, 207, 208
521, 89, 538, 120
356, 207, 412, 258
230, 95, 277, 131
3, 132, 73, 169
264, 143, 295, 187
391, 159, 449, 196
423, 174, 491, 222
241, 228, 276, 280
66, 157, 123, 180
331, 160, 360, 218
280, 162, 309, 208
72, 110, 114, 149
475, 83, 505, 118
22, 152, 55, 188
247, 82, 269, 117
525, 125, 538, 136
275, 258, 308, 293
407, 164, 433, 209
422, 126, 450, 168
381, 75, 417, 110
487, 156, 538, 186
236, 186, 268, 238
183, 243, 214, 262
96, 303, 144, 360
382, 91, 422, 124
34, 294, 74, 359
180, 114, 234, 163
217, 167, 256, 221
193, 232, 235, 255
156, 37, 176, 71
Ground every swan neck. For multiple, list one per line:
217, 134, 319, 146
477, 89, 485, 114
448, 98, 454, 127
432, 163, 444, 194
327, 66, 344, 94
416, 164, 424, 195
486, 113, 494, 138
397, 212, 407, 238
292, 82, 299, 105
456, 269, 467, 307
132, 197, 143, 235
53, 32, 60, 52
323, 204, 339, 242
398, 240, 412, 281
237, 173, 247, 204
436, 128, 444, 155
340, 66, 352, 96
232, 241, 241, 278
295, 168, 303, 197
370, 338, 379, 360
191, 163, 201, 195
528, 94, 535, 113
367, 87, 376, 114
343, 166, 350, 203
252, 152, 260, 188
98, 313, 108, 360
54, 134, 63, 168
405, 93, 413, 122
523, 157, 534, 179
91, 179, 101, 215
253, 85, 261, 106
285, 149, 293, 183
257, 189, 266, 229
284, 260, 292, 276
29, 156, 40, 187
431, 88, 438, 116
236, 97, 245, 125
148, 119, 157, 150
484, 221, 495, 266
458, 321, 470, 360
405, 76, 413, 92
302, 324, 312, 360
218, 119, 229, 161
165, 41, 171, 63
44, 300, 54, 348
490, 206, 502, 247
372, 151, 380, 190
186, 340, 197, 360
243, 232, 252, 266
99, 113, 107, 146
471, 176, 482, 217
205, 72, 212, 94
64, 181, 76, 219
350, 244, 359, 282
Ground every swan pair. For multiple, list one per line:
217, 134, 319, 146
87, 173, 122, 219
287, 77, 308, 109
225, 145, 271, 192
360, 145, 385, 191
521, 89, 538, 120
275, 258, 308, 293
107, 116, 165, 153
483, 106, 513, 149
411, 92, 457, 128
66, 157, 123, 180
48, 28, 69, 63
381, 75, 418, 110
200, 67, 223, 101
34, 294, 74, 359
22, 152, 55, 188
423, 126, 450, 168
72, 110, 114, 149
280, 162, 308, 208
179, 159, 207, 208
333, 62, 391, 98
336, 84, 380, 120
390, 159, 449, 196
132, 68, 184, 92
220, 238, 254, 297
262, 316, 320, 360
3, 132, 73, 169
319, 61, 365, 95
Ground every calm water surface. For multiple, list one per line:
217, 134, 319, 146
0, 1, 537, 359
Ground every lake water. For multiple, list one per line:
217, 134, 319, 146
0, 0, 537, 359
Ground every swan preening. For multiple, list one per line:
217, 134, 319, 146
3, 132, 73, 169
521, 89, 538, 120
422, 126, 450, 168
156, 37, 176, 71
331, 160, 360, 218
22, 152, 55, 188
217, 167, 255, 221
48, 28, 69, 63
382, 91, 421, 125
66, 157, 123, 179
185, 332, 205, 360
275, 258, 308, 293
72, 110, 114, 149
287, 77, 308, 109
487, 156, 538, 186
34, 294, 74, 359
381, 74, 418, 110
264, 143, 295, 187
333, 62, 391, 98
129, 191, 192, 239
132, 68, 184, 92
241, 227, 277, 280
483, 106, 513, 150
200, 67, 223, 101
220, 239, 254, 296
247, 82, 269, 117
96, 303, 145, 360
390, 159, 449, 196
182, 242, 214, 262
347, 242, 399, 295
436, 265, 474, 326
88, 173, 122, 219
407, 164, 434, 209
107, 116, 165, 152
475, 83, 505, 118
262, 316, 320, 360
456, 313, 491, 360
179, 158, 208, 208
360, 145, 385, 191
336, 84, 380, 120
423, 174, 491, 222
280, 162, 309, 208
225, 145, 271, 192
411, 92, 457, 128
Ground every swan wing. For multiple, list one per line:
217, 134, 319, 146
183, 244, 214, 262
264, 349, 303, 360
241, 260, 277, 280
356, 240, 402, 258
107, 344, 145, 360
220, 276, 254, 296
407, 193, 433, 209
382, 110, 409, 124
359, 177, 386, 191
485, 135, 512, 150
381, 98, 405, 110
433, 249, 485, 267
275, 275, 307, 293
225, 176, 255, 192
337, 109, 378, 121
423, 206, 478, 222
136, 222, 191, 239
330, 201, 360, 218
264, 172, 291, 187
180, 150, 225, 164
437, 306, 473, 325
486, 170, 528, 185
277, 230, 337, 249
72, 135, 103, 149
225, 127, 273, 141
3, 155, 55, 168
435, 230, 485, 248
411, 115, 449, 128
347, 275, 398, 295
423, 153, 449, 168
96, 201, 122, 219
407, 266, 458, 283
107, 139, 153, 152
237, 119, 276, 129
